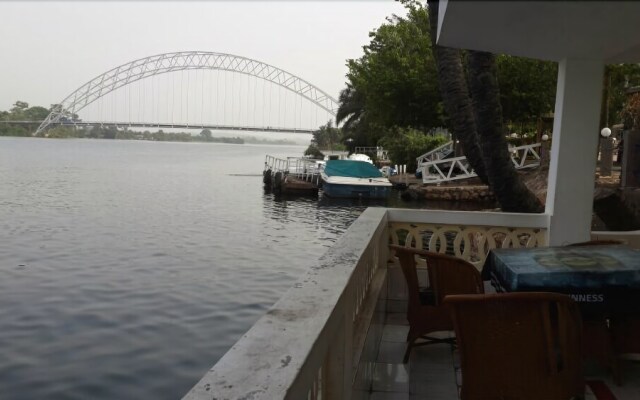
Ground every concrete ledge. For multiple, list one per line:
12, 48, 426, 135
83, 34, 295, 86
387, 208, 550, 229
182, 207, 388, 400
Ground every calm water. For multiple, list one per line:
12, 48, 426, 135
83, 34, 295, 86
0, 137, 419, 399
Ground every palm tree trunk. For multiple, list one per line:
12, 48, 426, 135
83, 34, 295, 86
467, 51, 544, 212
427, 0, 488, 184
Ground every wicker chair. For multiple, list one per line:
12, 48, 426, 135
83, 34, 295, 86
390, 245, 484, 363
445, 293, 584, 400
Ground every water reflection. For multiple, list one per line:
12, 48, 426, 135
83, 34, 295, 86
263, 186, 496, 230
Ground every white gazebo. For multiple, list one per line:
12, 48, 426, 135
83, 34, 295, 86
437, 0, 640, 245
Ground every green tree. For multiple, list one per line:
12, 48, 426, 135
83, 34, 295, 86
336, 85, 365, 132
601, 64, 640, 129
496, 55, 558, 133
200, 128, 213, 141
379, 128, 448, 171
10, 101, 29, 114
24, 106, 50, 121
304, 144, 324, 159
0, 124, 29, 137
88, 125, 118, 139
46, 126, 82, 138
310, 120, 343, 150
338, 1, 444, 146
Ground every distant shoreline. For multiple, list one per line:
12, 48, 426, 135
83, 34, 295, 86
0, 131, 303, 146
0, 133, 299, 146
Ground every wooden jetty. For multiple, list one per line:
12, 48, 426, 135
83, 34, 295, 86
263, 155, 322, 195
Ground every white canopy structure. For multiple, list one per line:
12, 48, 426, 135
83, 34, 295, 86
436, 0, 640, 245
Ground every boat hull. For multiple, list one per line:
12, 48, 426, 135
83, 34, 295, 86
322, 181, 391, 199
320, 160, 392, 199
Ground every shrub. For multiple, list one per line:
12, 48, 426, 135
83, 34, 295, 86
304, 144, 324, 159
379, 127, 448, 172
622, 92, 640, 130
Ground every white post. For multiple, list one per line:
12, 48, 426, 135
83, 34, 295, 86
546, 58, 604, 245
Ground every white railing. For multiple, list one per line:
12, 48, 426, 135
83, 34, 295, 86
416, 140, 454, 166
182, 208, 554, 399
264, 155, 289, 173
265, 155, 323, 182
420, 143, 542, 184
420, 155, 476, 183
286, 157, 323, 182
509, 142, 541, 169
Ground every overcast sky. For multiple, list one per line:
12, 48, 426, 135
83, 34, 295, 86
0, 0, 407, 122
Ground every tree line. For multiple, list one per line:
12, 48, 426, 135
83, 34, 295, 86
317, 0, 640, 212
0, 102, 297, 145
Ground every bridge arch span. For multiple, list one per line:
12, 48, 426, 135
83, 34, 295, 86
36, 51, 339, 135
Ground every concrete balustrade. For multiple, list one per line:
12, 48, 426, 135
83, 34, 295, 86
387, 209, 549, 268
182, 207, 389, 400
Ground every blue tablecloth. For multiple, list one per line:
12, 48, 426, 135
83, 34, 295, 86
483, 245, 640, 315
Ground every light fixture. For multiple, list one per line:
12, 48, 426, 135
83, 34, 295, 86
542, 134, 549, 141
600, 127, 612, 138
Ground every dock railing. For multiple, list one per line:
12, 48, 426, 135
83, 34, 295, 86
420, 143, 542, 184
183, 208, 554, 399
287, 157, 323, 183
265, 155, 322, 182
416, 140, 454, 166
264, 155, 289, 174
509, 143, 542, 169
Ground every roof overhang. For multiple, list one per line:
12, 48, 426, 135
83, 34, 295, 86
436, 1, 640, 63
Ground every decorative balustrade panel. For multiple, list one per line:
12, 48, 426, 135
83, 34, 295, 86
389, 214, 548, 268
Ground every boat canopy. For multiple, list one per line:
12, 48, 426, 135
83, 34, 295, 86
324, 160, 384, 178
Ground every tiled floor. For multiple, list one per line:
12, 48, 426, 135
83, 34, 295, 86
370, 312, 640, 400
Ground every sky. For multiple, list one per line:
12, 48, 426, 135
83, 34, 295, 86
0, 0, 407, 137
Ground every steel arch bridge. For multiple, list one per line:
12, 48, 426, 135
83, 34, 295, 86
36, 51, 339, 136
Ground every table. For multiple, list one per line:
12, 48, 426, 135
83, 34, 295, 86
482, 245, 640, 316
483, 245, 640, 383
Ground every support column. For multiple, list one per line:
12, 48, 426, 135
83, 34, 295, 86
600, 136, 614, 177
546, 59, 604, 245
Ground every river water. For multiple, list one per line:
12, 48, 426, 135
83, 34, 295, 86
0, 137, 434, 399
